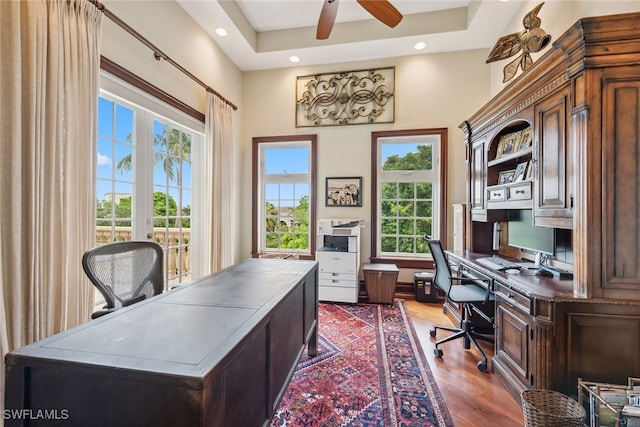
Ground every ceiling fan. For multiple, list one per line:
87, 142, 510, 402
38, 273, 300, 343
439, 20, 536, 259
316, 0, 403, 40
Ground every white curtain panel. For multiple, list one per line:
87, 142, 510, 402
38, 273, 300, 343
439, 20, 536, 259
202, 93, 235, 274
0, 0, 102, 412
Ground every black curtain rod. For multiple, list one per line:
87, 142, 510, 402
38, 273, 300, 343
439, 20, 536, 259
91, 0, 238, 111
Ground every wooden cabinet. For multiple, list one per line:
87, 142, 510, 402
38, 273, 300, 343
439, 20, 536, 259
494, 301, 532, 393
468, 136, 488, 221
599, 68, 640, 299
458, 12, 640, 400
462, 11, 640, 298
533, 86, 573, 228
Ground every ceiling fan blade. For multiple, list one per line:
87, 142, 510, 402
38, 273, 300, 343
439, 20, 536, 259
356, 0, 403, 28
316, 0, 339, 40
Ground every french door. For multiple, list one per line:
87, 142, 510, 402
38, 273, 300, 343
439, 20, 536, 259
96, 73, 203, 292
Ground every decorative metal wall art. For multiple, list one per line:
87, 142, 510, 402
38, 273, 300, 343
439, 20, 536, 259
486, 2, 551, 83
296, 67, 395, 127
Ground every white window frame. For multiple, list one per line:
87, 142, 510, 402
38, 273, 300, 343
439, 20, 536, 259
252, 135, 316, 258
372, 129, 446, 260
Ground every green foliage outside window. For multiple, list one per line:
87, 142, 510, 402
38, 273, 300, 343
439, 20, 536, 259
96, 192, 191, 228
265, 195, 309, 250
380, 143, 434, 255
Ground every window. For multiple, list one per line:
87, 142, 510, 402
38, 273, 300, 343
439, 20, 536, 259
96, 72, 204, 296
252, 135, 317, 259
371, 129, 447, 264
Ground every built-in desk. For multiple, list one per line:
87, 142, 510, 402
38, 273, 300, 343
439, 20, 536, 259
445, 251, 640, 401
4, 258, 318, 427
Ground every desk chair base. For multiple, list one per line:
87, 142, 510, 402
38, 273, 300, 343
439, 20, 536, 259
430, 306, 494, 373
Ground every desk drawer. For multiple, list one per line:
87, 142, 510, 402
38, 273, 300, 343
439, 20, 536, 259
494, 282, 531, 314
508, 181, 531, 201
487, 187, 506, 202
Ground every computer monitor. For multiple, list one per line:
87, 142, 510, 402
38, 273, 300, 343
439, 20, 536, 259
508, 210, 554, 255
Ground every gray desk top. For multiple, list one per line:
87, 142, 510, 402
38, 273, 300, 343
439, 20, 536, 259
7, 258, 317, 379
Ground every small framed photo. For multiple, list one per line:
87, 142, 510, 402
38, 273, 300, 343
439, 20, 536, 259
525, 161, 534, 180
498, 169, 516, 185
497, 131, 520, 158
517, 127, 532, 151
326, 177, 362, 207
513, 161, 529, 182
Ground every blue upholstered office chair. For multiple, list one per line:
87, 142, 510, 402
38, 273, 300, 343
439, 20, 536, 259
82, 241, 164, 319
426, 238, 495, 372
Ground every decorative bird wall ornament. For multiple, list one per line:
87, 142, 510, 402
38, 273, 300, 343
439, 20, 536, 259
486, 2, 552, 83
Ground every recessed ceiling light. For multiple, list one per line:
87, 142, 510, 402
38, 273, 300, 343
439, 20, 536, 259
215, 28, 228, 37
414, 42, 427, 50
289, 56, 300, 63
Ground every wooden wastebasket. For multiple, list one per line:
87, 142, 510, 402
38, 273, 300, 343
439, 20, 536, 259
363, 263, 398, 305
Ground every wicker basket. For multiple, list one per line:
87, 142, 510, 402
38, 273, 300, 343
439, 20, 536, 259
521, 389, 586, 427
363, 263, 398, 305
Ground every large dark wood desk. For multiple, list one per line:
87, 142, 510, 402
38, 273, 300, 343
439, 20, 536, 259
5, 258, 318, 427
445, 250, 640, 401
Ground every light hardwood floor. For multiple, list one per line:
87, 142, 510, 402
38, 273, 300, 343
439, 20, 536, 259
402, 297, 525, 427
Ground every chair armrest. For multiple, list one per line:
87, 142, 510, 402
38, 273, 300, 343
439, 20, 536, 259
91, 307, 115, 319
122, 294, 146, 307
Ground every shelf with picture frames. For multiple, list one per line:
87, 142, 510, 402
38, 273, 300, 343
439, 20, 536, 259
486, 122, 533, 209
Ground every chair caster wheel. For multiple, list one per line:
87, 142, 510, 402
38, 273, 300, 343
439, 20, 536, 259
429, 328, 437, 338
477, 360, 488, 372
434, 348, 443, 358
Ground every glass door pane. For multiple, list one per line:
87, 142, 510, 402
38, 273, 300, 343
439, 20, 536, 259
152, 120, 193, 288
96, 97, 136, 244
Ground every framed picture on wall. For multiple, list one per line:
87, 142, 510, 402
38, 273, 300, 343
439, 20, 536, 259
326, 177, 362, 207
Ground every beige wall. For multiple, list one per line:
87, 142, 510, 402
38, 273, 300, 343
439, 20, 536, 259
240, 50, 492, 272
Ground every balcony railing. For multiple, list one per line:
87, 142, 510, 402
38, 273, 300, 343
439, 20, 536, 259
95, 226, 191, 287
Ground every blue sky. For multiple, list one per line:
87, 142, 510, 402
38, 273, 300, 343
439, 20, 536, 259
381, 142, 421, 162
264, 146, 310, 204
97, 97, 192, 208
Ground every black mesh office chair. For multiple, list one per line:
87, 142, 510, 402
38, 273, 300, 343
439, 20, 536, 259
82, 241, 164, 319
426, 238, 495, 372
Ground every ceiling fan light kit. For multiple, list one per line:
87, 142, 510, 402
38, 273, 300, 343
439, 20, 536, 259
316, 0, 403, 40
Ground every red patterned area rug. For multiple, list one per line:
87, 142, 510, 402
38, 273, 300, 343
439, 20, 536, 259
271, 299, 454, 427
